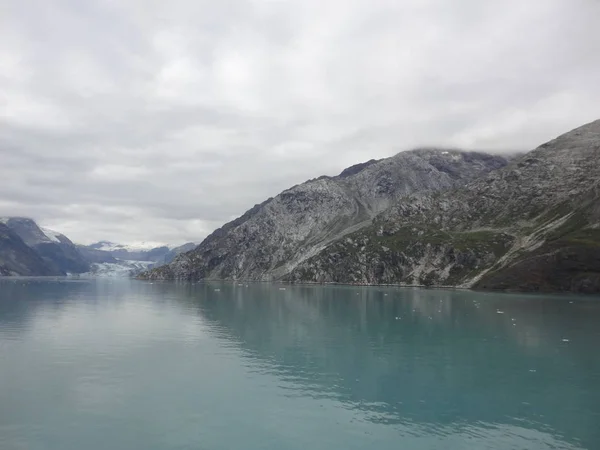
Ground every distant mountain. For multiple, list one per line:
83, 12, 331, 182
0, 217, 194, 278
88, 241, 169, 252
0, 222, 61, 276
76, 246, 119, 264
163, 243, 197, 265
142, 149, 509, 282
1, 218, 89, 275
79, 241, 197, 268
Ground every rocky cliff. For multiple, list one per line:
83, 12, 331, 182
286, 120, 600, 293
142, 149, 509, 281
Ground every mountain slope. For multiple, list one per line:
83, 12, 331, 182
76, 245, 119, 264
0, 223, 61, 276
162, 243, 197, 265
1, 218, 90, 275
142, 149, 508, 281
286, 120, 600, 293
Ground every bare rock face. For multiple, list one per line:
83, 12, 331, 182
142, 120, 600, 293
287, 120, 600, 293
142, 149, 509, 281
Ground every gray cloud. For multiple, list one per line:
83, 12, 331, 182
1, 0, 599, 244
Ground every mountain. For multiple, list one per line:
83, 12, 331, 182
76, 245, 119, 264
0, 216, 193, 277
1, 218, 90, 275
79, 241, 195, 266
82, 241, 169, 263
0, 223, 61, 276
162, 243, 197, 265
75, 241, 197, 277
284, 120, 600, 293
142, 149, 509, 281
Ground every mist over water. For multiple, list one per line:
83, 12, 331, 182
1, 279, 599, 449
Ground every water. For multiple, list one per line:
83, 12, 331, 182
1, 279, 599, 450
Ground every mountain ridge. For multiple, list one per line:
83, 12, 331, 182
0, 223, 61, 276
142, 120, 600, 293
285, 120, 600, 292
141, 148, 510, 282
0, 217, 195, 277
1, 217, 90, 275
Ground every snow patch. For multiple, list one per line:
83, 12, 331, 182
97, 241, 168, 252
41, 227, 62, 243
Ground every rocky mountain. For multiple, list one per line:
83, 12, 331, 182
1, 218, 90, 275
285, 120, 600, 293
142, 149, 509, 282
163, 243, 197, 265
0, 223, 61, 276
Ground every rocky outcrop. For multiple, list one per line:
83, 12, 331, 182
287, 120, 600, 293
142, 149, 509, 281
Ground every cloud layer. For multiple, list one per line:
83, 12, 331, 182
1, 0, 599, 244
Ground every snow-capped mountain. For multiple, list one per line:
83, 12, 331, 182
79, 241, 197, 267
0, 217, 90, 275
0, 217, 196, 278
90, 241, 172, 252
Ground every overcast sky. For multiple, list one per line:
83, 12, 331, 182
1, 0, 599, 245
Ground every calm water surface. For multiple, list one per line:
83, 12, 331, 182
1, 279, 599, 450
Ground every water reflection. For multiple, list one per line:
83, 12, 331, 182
1, 279, 599, 449
168, 282, 600, 448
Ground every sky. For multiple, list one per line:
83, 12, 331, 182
1, 0, 599, 245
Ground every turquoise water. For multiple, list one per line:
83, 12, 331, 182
1, 279, 599, 449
